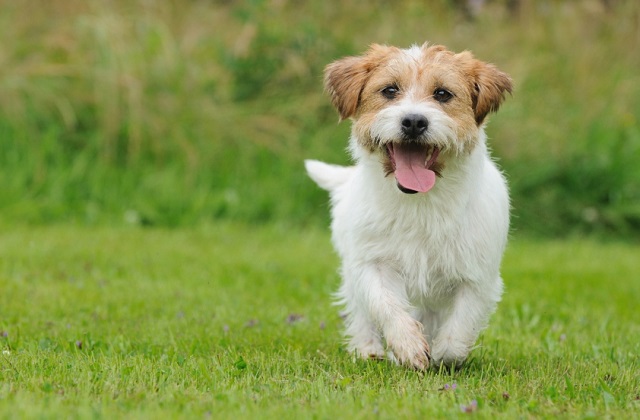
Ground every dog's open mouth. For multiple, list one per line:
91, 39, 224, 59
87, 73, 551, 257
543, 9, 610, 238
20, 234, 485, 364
386, 143, 440, 194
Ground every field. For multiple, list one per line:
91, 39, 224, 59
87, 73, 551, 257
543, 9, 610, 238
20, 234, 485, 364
1, 1, 639, 418
1, 224, 639, 418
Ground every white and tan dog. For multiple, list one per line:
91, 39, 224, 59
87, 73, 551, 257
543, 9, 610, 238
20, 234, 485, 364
305, 43, 512, 370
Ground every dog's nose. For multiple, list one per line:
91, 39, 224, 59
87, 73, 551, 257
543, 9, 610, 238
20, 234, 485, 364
401, 114, 428, 139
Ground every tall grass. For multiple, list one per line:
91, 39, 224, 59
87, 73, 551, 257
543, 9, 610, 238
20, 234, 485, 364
0, 0, 638, 236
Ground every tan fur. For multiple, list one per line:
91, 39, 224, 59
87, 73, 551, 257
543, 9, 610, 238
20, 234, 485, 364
324, 44, 398, 121
325, 43, 512, 160
325, 43, 512, 151
454, 50, 513, 125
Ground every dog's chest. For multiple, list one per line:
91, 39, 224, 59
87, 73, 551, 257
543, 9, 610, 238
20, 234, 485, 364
331, 155, 504, 299
344, 201, 471, 298
383, 221, 465, 295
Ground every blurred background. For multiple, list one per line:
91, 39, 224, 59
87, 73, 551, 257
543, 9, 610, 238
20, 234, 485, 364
0, 0, 638, 238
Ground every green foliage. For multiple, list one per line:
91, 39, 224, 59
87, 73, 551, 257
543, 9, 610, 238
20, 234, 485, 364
1, 224, 639, 417
0, 0, 639, 236
514, 121, 640, 235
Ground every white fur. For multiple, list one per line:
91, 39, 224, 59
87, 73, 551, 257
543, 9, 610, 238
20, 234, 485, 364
306, 129, 508, 370
306, 46, 510, 370
366, 99, 460, 154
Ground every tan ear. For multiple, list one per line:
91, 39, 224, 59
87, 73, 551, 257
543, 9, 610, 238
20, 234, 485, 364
471, 60, 513, 125
457, 51, 512, 125
324, 44, 391, 120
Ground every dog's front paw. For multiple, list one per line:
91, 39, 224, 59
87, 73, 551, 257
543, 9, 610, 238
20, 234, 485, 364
349, 337, 386, 361
430, 337, 470, 368
356, 344, 386, 361
386, 320, 431, 370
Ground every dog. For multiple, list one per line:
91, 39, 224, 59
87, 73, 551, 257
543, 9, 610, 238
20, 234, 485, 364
305, 42, 512, 370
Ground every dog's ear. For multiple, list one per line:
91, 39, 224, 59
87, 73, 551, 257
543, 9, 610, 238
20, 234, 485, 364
458, 52, 513, 125
324, 44, 391, 120
473, 63, 513, 125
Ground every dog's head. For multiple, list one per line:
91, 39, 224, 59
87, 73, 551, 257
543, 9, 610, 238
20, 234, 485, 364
324, 43, 512, 194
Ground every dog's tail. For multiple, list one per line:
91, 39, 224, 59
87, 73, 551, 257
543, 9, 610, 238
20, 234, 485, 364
304, 159, 354, 192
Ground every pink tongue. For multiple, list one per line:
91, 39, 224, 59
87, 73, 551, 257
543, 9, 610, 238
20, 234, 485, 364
392, 143, 436, 193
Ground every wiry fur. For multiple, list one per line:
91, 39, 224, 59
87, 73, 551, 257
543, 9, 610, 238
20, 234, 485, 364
306, 42, 512, 370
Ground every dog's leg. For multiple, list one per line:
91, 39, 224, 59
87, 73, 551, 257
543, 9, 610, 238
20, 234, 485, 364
342, 311, 386, 360
430, 279, 502, 367
342, 263, 430, 370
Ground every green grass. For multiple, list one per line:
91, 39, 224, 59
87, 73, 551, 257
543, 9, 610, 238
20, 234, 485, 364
1, 1, 638, 416
0, 0, 639, 235
1, 223, 639, 418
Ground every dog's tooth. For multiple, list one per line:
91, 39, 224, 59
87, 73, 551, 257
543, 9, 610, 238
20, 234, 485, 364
425, 147, 433, 166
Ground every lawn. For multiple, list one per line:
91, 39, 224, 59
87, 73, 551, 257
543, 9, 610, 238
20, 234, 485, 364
1, 223, 638, 418
1, 1, 639, 417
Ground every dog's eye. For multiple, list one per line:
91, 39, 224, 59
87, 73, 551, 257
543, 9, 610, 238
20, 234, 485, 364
433, 88, 453, 103
381, 85, 399, 99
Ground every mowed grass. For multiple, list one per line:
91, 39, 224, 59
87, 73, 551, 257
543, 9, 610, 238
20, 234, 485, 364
0, 223, 639, 418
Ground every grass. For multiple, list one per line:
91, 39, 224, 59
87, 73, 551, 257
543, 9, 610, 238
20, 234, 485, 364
1, 223, 639, 418
0, 1, 639, 415
0, 0, 639, 235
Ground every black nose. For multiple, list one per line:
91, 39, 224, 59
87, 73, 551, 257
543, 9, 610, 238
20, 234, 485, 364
401, 114, 428, 139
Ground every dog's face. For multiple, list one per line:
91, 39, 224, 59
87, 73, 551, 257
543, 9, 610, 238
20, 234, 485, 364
324, 43, 512, 194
